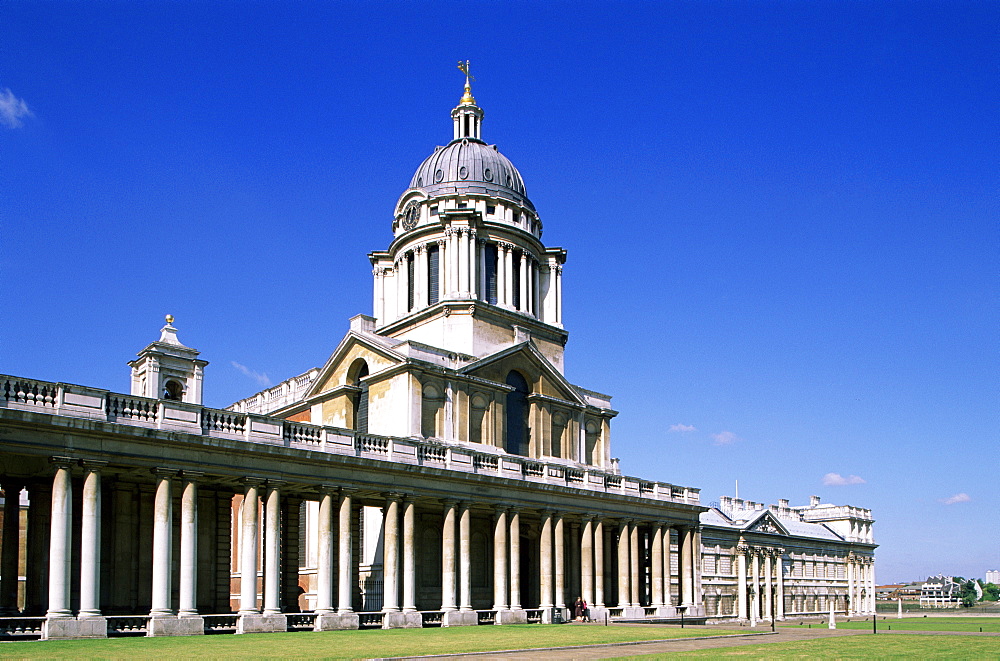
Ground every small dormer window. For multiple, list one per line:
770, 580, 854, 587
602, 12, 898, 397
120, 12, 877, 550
457, 202, 467, 209
487, 205, 496, 215
430, 206, 438, 216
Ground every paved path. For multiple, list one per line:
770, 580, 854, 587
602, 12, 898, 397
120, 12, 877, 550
390, 627, 867, 660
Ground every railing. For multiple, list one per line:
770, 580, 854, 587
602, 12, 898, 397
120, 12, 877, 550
0, 373, 702, 507
2, 378, 58, 408
202, 614, 238, 634
202, 410, 246, 434
421, 611, 443, 626
0, 616, 44, 639
356, 434, 389, 455
283, 421, 323, 447
106, 615, 149, 636
286, 612, 316, 630
644, 607, 657, 616
525, 609, 543, 624
358, 612, 384, 629
418, 445, 447, 464
476, 610, 496, 625
106, 395, 158, 422
608, 607, 623, 618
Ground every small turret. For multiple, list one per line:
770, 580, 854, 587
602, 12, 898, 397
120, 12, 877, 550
128, 315, 208, 404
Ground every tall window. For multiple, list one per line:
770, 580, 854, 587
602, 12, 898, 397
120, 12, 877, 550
504, 370, 529, 456
428, 244, 440, 305
406, 253, 415, 311
351, 361, 369, 434
485, 244, 498, 304
512, 252, 521, 310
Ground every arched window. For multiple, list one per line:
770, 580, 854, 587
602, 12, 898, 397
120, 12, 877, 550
504, 370, 529, 456
163, 380, 183, 401
350, 360, 369, 434
421, 383, 443, 438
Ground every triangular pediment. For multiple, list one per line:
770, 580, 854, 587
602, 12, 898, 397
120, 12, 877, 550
304, 331, 407, 398
743, 510, 789, 536
460, 341, 587, 406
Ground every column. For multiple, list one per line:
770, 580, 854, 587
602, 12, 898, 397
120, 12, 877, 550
493, 507, 508, 610
396, 257, 407, 316
373, 267, 383, 323
441, 500, 457, 611
662, 525, 673, 606
477, 239, 486, 300
149, 469, 176, 616
581, 517, 594, 606
337, 490, 354, 613
382, 495, 400, 612
239, 479, 262, 614
0, 480, 21, 615
467, 229, 478, 298
776, 550, 785, 619
262, 481, 283, 615
45, 459, 74, 618
554, 513, 565, 609
531, 258, 539, 317
629, 523, 640, 607
25, 481, 51, 616
402, 498, 416, 612
846, 557, 855, 614
763, 551, 773, 620
497, 244, 508, 307
459, 502, 471, 611
616, 521, 629, 607
750, 549, 760, 622
178, 472, 202, 616
736, 545, 748, 620
447, 229, 458, 297
594, 519, 605, 606
539, 510, 553, 608
555, 265, 563, 324
315, 489, 335, 614
504, 244, 515, 308
508, 508, 521, 610
681, 527, 694, 606
438, 239, 449, 302
519, 250, 528, 311
458, 229, 469, 297
651, 524, 663, 607
79, 463, 104, 618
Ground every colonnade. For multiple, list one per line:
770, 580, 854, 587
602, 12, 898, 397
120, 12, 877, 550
847, 553, 876, 614
735, 545, 784, 623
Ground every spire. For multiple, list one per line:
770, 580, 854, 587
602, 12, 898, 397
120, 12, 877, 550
452, 60, 483, 141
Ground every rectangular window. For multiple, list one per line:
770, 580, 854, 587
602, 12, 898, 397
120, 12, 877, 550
486, 205, 496, 215
512, 252, 521, 310
485, 244, 498, 304
427, 244, 440, 305
430, 206, 438, 216
407, 253, 415, 311
457, 202, 467, 209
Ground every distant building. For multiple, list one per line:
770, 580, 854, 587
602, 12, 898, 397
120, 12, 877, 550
920, 575, 961, 608
986, 570, 1000, 585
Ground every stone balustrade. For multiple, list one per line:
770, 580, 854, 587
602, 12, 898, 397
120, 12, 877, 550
0, 374, 701, 506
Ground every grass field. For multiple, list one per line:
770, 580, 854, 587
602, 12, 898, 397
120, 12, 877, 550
782, 615, 1000, 633
0, 624, 737, 659
617, 634, 1000, 658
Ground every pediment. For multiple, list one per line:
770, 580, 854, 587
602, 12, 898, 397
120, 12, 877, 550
304, 332, 407, 398
744, 511, 789, 536
461, 341, 587, 406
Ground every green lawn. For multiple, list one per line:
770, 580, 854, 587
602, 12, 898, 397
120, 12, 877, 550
782, 616, 1000, 633
617, 634, 1000, 658
0, 624, 737, 659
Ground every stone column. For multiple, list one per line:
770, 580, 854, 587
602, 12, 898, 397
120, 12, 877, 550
402, 498, 416, 612
45, 458, 74, 619
651, 523, 663, 608
238, 479, 262, 615
504, 243, 515, 308
519, 250, 529, 311
497, 243, 508, 307
846, 557, 854, 614
0, 480, 21, 615
382, 495, 400, 612
147, 470, 176, 618
555, 265, 563, 324
594, 519, 605, 606
554, 513, 565, 610
508, 508, 521, 610
662, 525, 673, 606
315, 490, 335, 614
581, 517, 594, 606
459, 229, 469, 297
337, 490, 354, 614
617, 521, 629, 607
178, 472, 202, 617
78, 462, 104, 619
441, 500, 457, 611
751, 549, 760, 623
262, 482, 283, 615
24, 481, 51, 617
477, 239, 486, 300
458, 502, 471, 611
539, 510, 553, 609
629, 523, 640, 607
775, 550, 785, 619
763, 551, 773, 620
467, 229, 478, 298
493, 507, 508, 610
736, 545, 748, 620
680, 527, 694, 606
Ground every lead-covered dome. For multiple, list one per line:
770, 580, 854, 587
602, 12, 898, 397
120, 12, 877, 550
409, 138, 535, 212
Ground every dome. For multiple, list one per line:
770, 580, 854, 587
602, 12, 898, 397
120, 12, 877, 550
409, 138, 535, 212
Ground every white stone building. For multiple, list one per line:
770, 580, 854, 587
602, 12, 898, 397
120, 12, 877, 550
0, 69, 875, 640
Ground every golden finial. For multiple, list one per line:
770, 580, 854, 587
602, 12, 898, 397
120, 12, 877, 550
457, 60, 476, 105
165, 314, 174, 325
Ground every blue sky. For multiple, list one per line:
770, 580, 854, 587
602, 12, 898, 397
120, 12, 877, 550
2, 1, 996, 584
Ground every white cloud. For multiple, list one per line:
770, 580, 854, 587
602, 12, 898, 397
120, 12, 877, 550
941, 493, 971, 505
231, 361, 271, 387
0, 88, 32, 128
822, 472, 866, 486
669, 423, 696, 433
712, 431, 738, 446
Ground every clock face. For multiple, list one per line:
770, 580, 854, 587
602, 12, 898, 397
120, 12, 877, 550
402, 201, 420, 230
